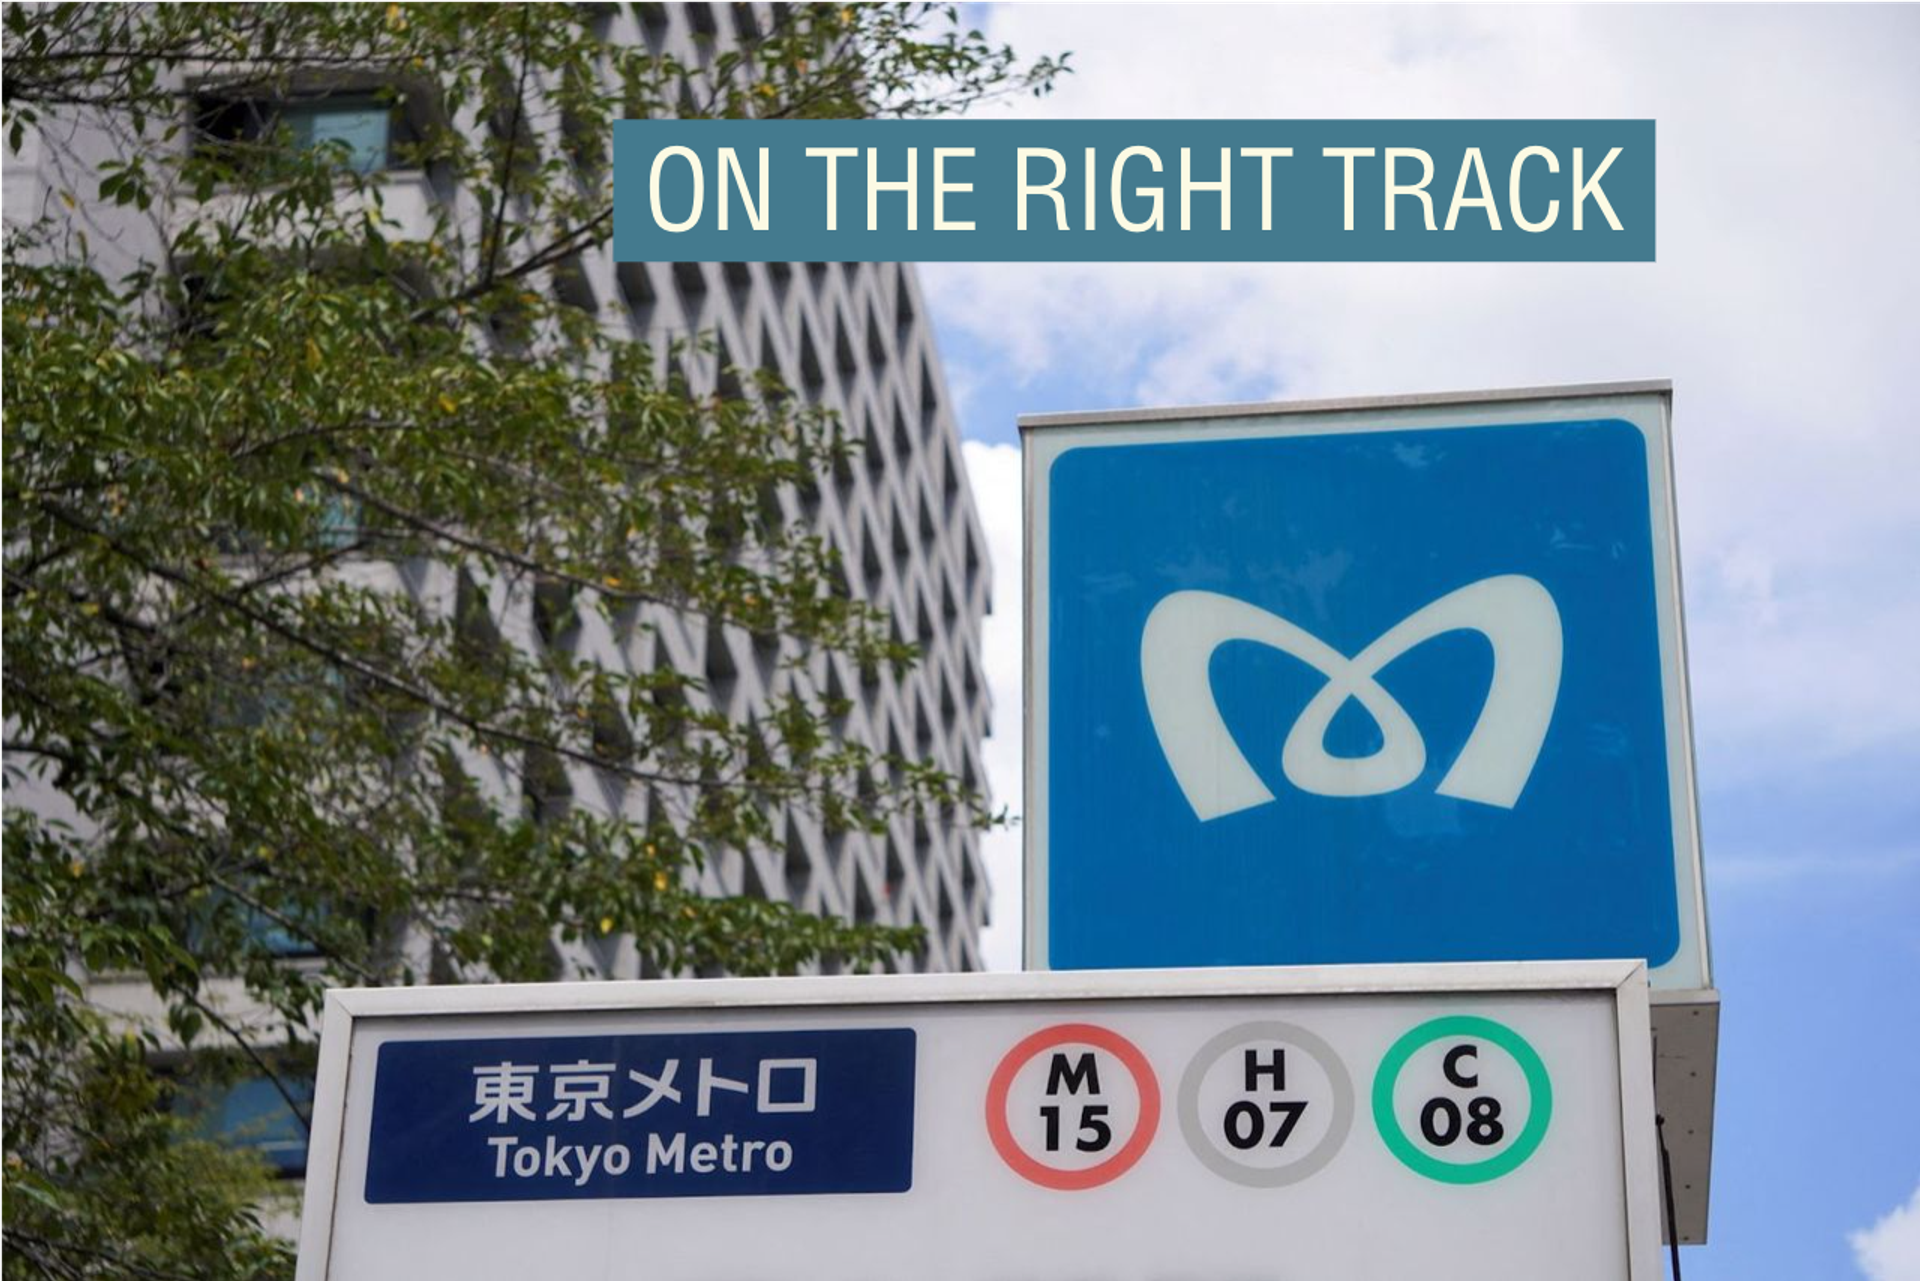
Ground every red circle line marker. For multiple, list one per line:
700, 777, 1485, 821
984, 1022, 1162, 1191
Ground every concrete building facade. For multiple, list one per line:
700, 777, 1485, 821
4, 1, 995, 1173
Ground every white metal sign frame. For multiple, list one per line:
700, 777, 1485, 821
295, 959, 1661, 1281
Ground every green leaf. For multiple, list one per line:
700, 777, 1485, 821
0, 3, 1061, 1271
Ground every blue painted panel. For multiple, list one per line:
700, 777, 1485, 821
1047, 419, 1678, 970
365, 1028, 915, 1203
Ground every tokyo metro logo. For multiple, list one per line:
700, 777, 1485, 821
1140, 575, 1564, 822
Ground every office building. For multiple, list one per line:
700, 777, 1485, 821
3, 1, 995, 1177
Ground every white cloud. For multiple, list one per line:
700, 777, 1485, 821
931, 4, 1920, 808
962, 440, 1025, 971
1712, 845, 1920, 891
1854, 1182, 1920, 1281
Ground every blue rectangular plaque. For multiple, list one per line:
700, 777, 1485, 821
364, 1027, 916, 1203
1024, 386, 1708, 989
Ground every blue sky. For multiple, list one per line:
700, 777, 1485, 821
923, 6, 1920, 1278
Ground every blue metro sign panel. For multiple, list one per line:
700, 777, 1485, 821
1023, 385, 1708, 989
365, 1028, 916, 1203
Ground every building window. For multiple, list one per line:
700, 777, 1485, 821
197, 93, 400, 175
179, 1073, 314, 1177
285, 99, 391, 173
239, 899, 328, 959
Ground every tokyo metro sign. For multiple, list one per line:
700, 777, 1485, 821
1142, 574, 1563, 820
1022, 383, 1709, 991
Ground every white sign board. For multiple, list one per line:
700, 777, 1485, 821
297, 961, 1658, 1280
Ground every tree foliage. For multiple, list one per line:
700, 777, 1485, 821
1, 4, 1065, 1276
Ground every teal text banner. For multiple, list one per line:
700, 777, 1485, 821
612, 120, 1654, 263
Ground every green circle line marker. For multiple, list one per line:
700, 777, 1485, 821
1371, 1015, 1553, 1184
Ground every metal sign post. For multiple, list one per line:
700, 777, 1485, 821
296, 962, 1659, 1281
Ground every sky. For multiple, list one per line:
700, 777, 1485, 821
925, 5, 1920, 1278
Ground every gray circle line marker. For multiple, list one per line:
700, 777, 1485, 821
1177, 1020, 1355, 1187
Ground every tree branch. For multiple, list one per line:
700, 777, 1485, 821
479, 8, 536, 292
175, 990, 313, 1133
